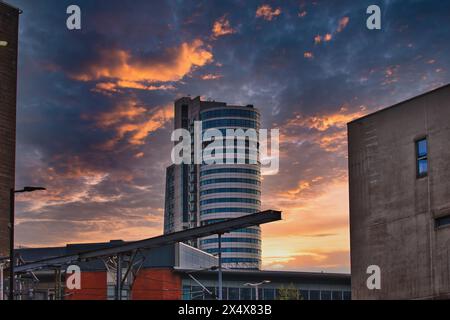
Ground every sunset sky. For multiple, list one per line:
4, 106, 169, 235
10, 0, 450, 273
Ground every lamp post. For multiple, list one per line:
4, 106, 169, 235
9, 186, 46, 300
244, 280, 271, 300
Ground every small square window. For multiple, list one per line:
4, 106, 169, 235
416, 138, 428, 178
435, 215, 450, 228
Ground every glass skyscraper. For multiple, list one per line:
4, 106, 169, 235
164, 96, 262, 269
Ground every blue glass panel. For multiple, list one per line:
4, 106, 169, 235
417, 139, 427, 157
418, 159, 428, 176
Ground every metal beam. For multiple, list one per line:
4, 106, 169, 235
15, 210, 281, 273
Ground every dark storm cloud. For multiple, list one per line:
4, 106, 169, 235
6, 0, 450, 270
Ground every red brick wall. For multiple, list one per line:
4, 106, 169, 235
132, 269, 182, 300
0, 2, 19, 258
65, 271, 107, 300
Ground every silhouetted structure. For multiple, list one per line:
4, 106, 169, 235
0, 1, 20, 258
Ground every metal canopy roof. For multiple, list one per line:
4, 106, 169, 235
15, 210, 281, 273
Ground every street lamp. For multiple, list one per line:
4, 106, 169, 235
9, 186, 46, 300
244, 280, 271, 300
0, 41, 8, 47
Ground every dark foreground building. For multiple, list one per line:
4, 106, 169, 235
0, 1, 20, 259
13, 241, 350, 300
348, 84, 450, 299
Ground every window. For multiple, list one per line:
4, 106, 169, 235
435, 215, 450, 228
299, 290, 309, 300
263, 288, 275, 300
203, 118, 258, 130
416, 138, 428, 177
240, 288, 252, 300
205, 287, 216, 300
221, 258, 261, 264
200, 207, 258, 215
200, 167, 260, 176
191, 286, 204, 300
200, 177, 261, 186
205, 247, 261, 254
200, 198, 261, 205
200, 109, 259, 121
321, 291, 332, 300
332, 291, 343, 300
182, 286, 191, 300
343, 291, 352, 300
201, 188, 260, 196
200, 237, 261, 245
309, 290, 320, 300
229, 288, 240, 300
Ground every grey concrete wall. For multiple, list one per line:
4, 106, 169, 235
0, 2, 19, 258
348, 84, 450, 299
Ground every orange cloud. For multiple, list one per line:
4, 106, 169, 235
337, 16, 349, 33
14, 155, 115, 215
280, 106, 367, 154
93, 81, 175, 94
324, 33, 333, 42
314, 35, 322, 44
212, 16, 236, 38
315, 33, 332, 45
71, 40, 213, 87
96, 99, 147, 127
256, 4, 281, 21
382, 65, 400, 85
285, 106, 366, 132
304, 51, 314, 59
116, 107, 172, 145
97, 102, 174, 148
201, 73, 223, 80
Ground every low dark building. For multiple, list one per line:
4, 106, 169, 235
14, 241, 350, 300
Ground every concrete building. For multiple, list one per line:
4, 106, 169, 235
348, 84, 450, 299
164, 97, 262, 270
0, 1, 20, 258
15, 241, 351, 300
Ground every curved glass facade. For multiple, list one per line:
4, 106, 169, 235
200, 198, 261, 205
203, 119, 257, 130
201, 237, 261, 245
199, 106, 261, 270
200, 188, 261, 196
200, 207, 258, 215
200, 168, 259, 176
200, 178, 260, 186
200, 109, 259, 121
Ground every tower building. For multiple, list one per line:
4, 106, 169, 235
164, 97, 262, 269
